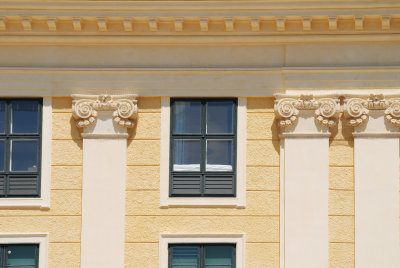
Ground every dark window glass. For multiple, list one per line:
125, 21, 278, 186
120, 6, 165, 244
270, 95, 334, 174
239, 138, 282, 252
0, 99, 42, 198
206, 102, 233, 134
0, 244, 39, 268
11, 101, 39, 134
173, 101, 201, 134
173, 140, 201, 171
169, 244, 235, 268
170, 99, 236, 197
0, 102, 5, 134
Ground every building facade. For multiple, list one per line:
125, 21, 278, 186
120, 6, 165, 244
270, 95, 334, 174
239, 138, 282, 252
0, 0, 399, 267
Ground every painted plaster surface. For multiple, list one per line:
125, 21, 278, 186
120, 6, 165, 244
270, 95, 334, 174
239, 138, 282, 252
329, 118, 355, 267
0, 97, 83, 267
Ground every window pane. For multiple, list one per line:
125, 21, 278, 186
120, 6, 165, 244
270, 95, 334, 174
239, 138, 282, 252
206, 102, 233, 134
11, 140, 38, 172
205, 245, 233, 267
0, 140, 4, 171
173, 140, 201, 171
11, 101, 39, 134
0, 101, 5, 134
6, 245, 37, 266
173, 101, 201, 134
171, 246, 199, 268
206, 140, 233, 171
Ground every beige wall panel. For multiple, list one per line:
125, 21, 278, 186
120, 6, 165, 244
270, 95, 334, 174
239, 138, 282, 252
247, 166, 279, 191
52, 97, 72, 113
286, 44, 400, 67
49, 242, 80, 268
125, 191, 279, 216
52, 139, 82, 165
125, 243, 158, 268
52, 113, 81, 140
0, 216, 81, 242
131, 113, 161, 140
247, 97, 274, 113
126, 166, 160, 190
329, 243, 354, 268
51, 166, 82, 190
329, 216, 354, 243
0, 190, 81, 216
329, 141, 354, 166
137, 97, 161, 113
329, 167, 354, 190
125, 216, 279, 242
246, 243, 279, 268
0, 45, 284, 68
329, 190, 354, 216
247, 113, 278, 140
127, 140, 160, 165
247, 140, 279, 166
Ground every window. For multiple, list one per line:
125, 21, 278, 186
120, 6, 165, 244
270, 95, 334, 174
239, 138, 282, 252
169, 244, 235, 268
0, 244, 39, 268
159, 234, 245, 268
0, 99, 42, 198
170, 98, 237, 197
0, 234, 48, 268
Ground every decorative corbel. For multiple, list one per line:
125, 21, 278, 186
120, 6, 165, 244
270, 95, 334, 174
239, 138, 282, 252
275, 98, 300, 128
72, 94, 138, 129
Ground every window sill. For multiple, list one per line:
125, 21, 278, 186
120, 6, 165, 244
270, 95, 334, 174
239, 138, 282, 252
160, 197, 245, 209
0, 198, 50, 209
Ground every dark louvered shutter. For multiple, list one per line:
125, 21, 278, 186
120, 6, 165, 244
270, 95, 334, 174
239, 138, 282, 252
8, 175, 39, 196
204, 175, 234, 195
171, 175, 202, 195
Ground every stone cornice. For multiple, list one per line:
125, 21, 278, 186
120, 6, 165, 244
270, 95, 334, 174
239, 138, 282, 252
0, 1, 399, 38
274, 94, 340, 129
72, 94, 138, 129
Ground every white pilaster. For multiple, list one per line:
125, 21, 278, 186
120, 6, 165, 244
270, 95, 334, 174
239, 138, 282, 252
72, 94, 138, 268
276, 95, 339, 268
345, 96, 400, 268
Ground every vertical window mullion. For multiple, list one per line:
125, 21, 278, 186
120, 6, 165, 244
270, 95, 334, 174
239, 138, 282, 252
200, 100, 207, 195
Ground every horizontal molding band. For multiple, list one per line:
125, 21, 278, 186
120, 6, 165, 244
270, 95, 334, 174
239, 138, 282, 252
0, 66, 399, 96
0, 34, 400, 45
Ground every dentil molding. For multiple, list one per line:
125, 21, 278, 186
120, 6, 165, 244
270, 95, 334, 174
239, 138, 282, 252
274, 94, 340, 129
72, 94, 138, 129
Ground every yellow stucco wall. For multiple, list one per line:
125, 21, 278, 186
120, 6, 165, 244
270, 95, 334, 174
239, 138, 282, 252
125, 97, 280, 267
0, 97, 357, 267
329, 115, 355, 267
0, 97, 83, 267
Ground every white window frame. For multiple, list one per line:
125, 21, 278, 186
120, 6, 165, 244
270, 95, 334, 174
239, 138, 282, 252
159, 233, 245, 268
0, 233, 49, 268
160, 97, 246, 208
0, 97, 51, 208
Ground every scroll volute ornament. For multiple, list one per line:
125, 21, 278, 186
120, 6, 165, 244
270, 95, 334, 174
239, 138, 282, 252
344, 98, 369, 127
72, 94, 138, 129
275, 95, 339, 128
385, 99, 400, 128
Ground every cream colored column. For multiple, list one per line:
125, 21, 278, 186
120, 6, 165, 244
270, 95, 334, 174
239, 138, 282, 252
72, 94, 138, 268
344, 95, 400, 268
275, 95, 339, 268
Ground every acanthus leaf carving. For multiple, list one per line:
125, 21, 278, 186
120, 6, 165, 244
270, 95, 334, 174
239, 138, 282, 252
72, 94, 138, 129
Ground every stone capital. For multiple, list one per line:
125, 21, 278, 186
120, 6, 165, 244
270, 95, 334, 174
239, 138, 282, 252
343, 94, 400, 136
72, 94, 138, 138
274, 94, 340, 137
